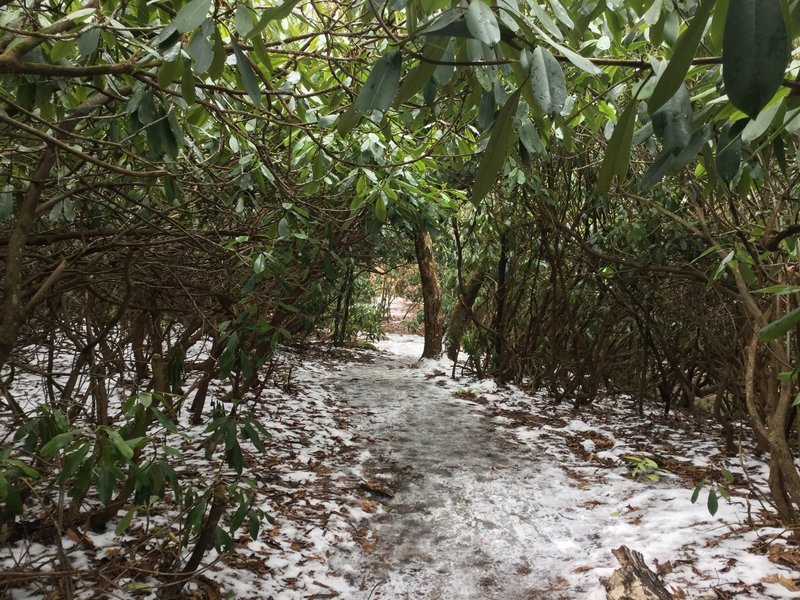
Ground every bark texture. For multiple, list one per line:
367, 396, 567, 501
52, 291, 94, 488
414, 228, 443, 358
602, 546, 673, 600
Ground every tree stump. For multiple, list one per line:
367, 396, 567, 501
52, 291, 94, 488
602, 546, 673, 600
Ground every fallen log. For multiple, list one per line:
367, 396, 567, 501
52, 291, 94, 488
602, 546, 673, 600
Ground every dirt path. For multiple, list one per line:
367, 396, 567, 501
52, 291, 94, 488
329, 337, 597, 599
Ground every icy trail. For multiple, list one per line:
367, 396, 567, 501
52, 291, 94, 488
320, 336, 797, 599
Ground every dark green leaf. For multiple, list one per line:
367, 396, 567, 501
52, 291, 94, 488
40, 431, 77, 457
691, 481, 705, 503
97, 466, 115, 505
707, 487, 719, 515
529, 46, 567, 118
396, 37, 448, 105
235, 4, 256, 37
648, 0, 716, 114
58, 443, 91, 483
115, 506, 136, 535
232, 37, 262, 105
77, 28, 100, 58
716, 119, 746, 184
175, 0, 212, 33
467, 0, 501, 45
187, 22, 214, 75
597, 101, 638, 193
355, 50, 402, 115
472, 87, 521, 204
651, 85, 693, 154
158, 58, 182, 89
723, 0, 789, 118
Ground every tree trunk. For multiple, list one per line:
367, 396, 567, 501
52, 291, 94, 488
446, 269, 485, 361
414, 228, 443, 359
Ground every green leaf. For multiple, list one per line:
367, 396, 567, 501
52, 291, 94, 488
232, 37, 262, 105
471, 87, 521, 204
337, 104, 361, 135
597, 101, 638, 193
531, 24, 602, 76
648, 0, 716, 114
756, 284, 800, 295
187, 22, 214, 75
181, 62, 196, 104
40, 431, 77, 457
691, 481, 705, 503
115, 506, 136, 535
374, 195, 387, 221
741, 95, 785, 142
158, 57, 182, 89
723, 0, 790, 118
175, 0, 212, 33
716, 119, 746, 184
97, 466, 115, 505
248, 0, 301, 39
58, 443, 91, 483
466, 0, 501, 45
529, 46, 567, 118
759, 306, 800, 341
77, 28, 100, 58
235, 4, 256, 37
106, 429, 134, 461
355, 50, 402, 116
707, 487, 719, 515
395, 37, 448, 106
651, 84, 692, 154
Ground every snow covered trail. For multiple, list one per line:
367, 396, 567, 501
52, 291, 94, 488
330, 336, 603, 599
323, 335, 799, 600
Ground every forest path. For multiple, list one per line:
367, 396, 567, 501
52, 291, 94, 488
329, 336, 601, 600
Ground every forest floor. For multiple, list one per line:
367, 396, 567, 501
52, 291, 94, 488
3, 330, 800, 599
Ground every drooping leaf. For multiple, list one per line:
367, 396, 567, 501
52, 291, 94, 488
337, 104, 361, 135
472, 87, 521, 204
106, 428, 134, 460
355, 50, 402, 116
597, 101, 638, 194
531, 24, 602, 76
707, 488, 719, 515
115, 506, 136, 536
759, 306, 800, 341
235, 4, 256, 37
40, 431, 77, 457
723, 0, 790, 118
648, 0, 716, 114
529, 46, 567, 118
187, 21, 214, 75
741, 95, 785, 142
77, 28, 100, 58
395, 36, 448, 105
651, 84, 692, 154
715, 119, 746, 184
466, 0, 501, 46
175, 0, 212, 33
231, 37, 262, 105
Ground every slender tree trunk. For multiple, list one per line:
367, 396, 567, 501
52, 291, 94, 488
414, 228, 443, 358
446, 269, 485, 361
493, 232, 510, 380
